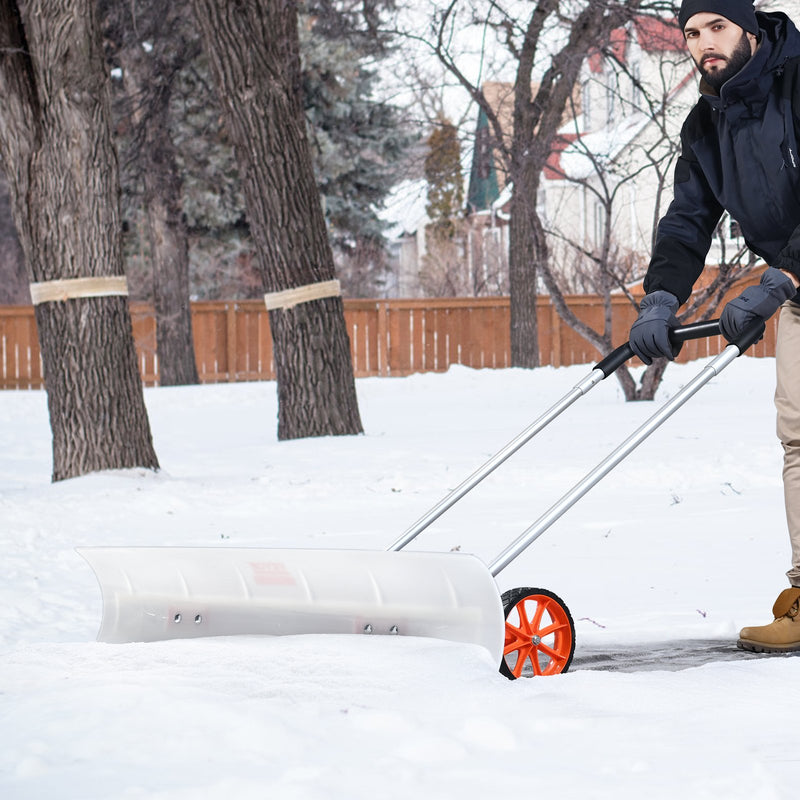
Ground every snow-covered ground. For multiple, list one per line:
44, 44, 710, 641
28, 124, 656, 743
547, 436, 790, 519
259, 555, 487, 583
2, 354, 798, 799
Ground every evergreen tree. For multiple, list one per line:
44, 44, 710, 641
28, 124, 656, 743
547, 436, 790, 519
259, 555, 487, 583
300, 3, 412, 250
424, 117, 463, 238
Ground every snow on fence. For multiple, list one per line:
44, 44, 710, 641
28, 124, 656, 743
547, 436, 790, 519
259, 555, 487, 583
0, 294, 778, 389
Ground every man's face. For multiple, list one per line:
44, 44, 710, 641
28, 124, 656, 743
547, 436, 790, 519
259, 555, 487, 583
684, 12, 758, 91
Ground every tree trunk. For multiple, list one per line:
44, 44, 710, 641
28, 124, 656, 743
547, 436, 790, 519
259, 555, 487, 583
191, 0, 362, 439
506, 3, 554, 369
146, 182, 200, 386
120, 74, 199, 387
109, 0, 199, 386
0, 0, 158, 480
508, 192, 545, 368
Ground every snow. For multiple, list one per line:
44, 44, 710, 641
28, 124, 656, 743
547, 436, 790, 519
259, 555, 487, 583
378, 178, 429, 239
2, 354, 799, 799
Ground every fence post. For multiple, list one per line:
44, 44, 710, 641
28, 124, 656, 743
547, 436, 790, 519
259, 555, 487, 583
551, 303, 562, 368
377, 301, 388, 376
226, 302, 237, 382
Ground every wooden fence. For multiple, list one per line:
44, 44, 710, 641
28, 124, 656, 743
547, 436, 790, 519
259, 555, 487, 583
0, 292, 778, 389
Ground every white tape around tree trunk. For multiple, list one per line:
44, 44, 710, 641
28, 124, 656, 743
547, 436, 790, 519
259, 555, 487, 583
263, 279, 341, 311
29, 276, 129, 305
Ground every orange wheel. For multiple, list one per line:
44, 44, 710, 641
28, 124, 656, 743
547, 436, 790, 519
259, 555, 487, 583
500, 587, 575, 679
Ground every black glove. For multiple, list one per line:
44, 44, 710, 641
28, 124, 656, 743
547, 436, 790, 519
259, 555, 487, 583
629, 290, 680, 365
719, 267, 796, 342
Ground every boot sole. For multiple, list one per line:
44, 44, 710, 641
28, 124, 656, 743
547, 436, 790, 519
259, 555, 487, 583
737, 638, 800, 654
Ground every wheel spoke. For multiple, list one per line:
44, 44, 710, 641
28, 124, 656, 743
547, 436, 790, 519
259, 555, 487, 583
529, 648, 543, 677
528, 598, 546, 633
504, 623, 529, 650
537, 640, 568, 663
538, 619, 570, 638
516, 606, 534, 637
513, 644, 532, 678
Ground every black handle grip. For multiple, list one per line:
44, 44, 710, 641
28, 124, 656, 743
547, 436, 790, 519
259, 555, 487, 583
731, 318, 766, 354
670, 319, 721, 343
595, 318, 729, 378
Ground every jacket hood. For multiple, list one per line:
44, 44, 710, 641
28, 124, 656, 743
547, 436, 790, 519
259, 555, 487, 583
758, 10, 800, 67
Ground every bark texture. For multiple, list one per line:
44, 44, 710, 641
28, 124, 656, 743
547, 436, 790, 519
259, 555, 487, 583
191, 0, 362, 438
0, 0, 158, 480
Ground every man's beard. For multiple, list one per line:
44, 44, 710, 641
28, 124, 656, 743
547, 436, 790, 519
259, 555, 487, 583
696, 33, 753, 91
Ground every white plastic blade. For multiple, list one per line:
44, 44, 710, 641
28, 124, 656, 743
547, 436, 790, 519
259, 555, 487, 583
77, 547, 504, 663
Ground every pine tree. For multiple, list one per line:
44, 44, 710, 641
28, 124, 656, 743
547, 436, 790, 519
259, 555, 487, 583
424, 118, 464, 239
301, 4, 412, 250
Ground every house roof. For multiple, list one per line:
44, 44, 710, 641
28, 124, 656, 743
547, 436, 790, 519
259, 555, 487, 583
466, 82, 514, 212
634, 16, 684, 53
589, 27, 630, 73
588, 17, 683, 73
543, 133, 580, 180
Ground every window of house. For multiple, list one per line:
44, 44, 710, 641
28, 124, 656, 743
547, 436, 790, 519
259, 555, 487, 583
594, 201, 606, 246
582, 80, 592, 129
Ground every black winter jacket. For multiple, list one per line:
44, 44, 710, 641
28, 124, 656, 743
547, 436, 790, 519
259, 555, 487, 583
644, 11, 800, 303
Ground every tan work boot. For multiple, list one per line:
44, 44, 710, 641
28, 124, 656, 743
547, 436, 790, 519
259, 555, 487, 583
738, 587, 800, 653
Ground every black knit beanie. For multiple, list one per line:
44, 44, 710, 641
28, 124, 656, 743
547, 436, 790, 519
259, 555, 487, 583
678, 0, 758, 35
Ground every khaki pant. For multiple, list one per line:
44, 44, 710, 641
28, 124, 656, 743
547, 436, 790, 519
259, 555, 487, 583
775, 301, 800, 587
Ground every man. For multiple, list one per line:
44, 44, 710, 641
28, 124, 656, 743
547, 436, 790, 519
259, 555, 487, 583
629, 0, 800, 652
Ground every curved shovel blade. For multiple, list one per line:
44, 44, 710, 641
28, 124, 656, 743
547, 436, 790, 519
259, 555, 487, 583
78, 547, 504, 663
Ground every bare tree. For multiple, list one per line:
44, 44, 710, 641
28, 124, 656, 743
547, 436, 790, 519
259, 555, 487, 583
190, 0, 362, 439
0, 0, 159, 480
410, 1, 661, 367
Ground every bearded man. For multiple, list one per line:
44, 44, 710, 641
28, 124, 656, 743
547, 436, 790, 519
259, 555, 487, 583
629, 0, 800, 651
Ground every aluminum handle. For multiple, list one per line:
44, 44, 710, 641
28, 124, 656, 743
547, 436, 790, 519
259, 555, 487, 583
487, 339, 748, 577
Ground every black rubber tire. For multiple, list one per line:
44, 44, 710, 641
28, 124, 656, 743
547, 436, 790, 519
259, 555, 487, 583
500, 586, 576, 679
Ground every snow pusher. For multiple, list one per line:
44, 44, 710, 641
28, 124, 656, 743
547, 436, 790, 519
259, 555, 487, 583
79, 319, 764, 679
